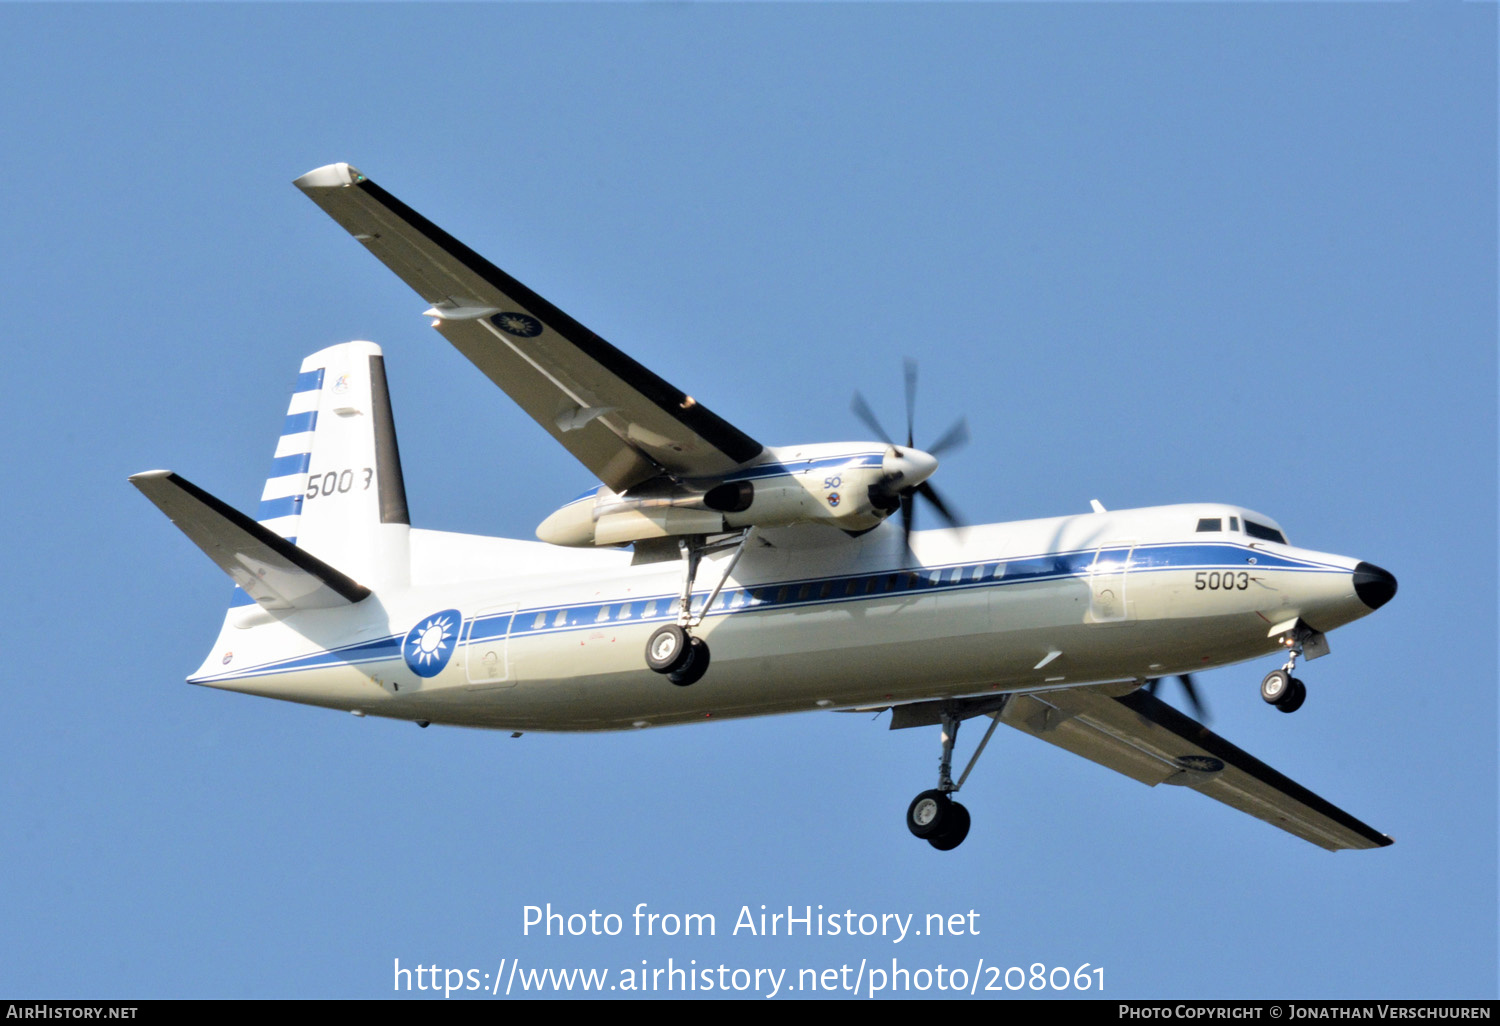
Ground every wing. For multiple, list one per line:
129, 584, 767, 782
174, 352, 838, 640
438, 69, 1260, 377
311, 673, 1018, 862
996, 683, 1392, 851
294, 163, 763, 492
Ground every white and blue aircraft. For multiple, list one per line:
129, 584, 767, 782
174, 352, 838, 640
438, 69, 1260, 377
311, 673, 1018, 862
133, 163, 1398, 852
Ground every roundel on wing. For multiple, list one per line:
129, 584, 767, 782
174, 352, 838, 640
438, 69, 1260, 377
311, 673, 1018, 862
1175, 755, 1225, 773
403, 609, 462, 677
494, 311, 544, 338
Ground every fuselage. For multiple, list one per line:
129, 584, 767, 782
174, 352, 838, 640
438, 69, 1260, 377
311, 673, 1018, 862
187, 501, 1390, 732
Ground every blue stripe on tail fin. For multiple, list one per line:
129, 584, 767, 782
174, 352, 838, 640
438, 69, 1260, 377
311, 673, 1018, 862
230, 366, 326, 607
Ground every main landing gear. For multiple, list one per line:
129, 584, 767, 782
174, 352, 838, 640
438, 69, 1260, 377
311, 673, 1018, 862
900, 699, 1006, 851
643, 528, 757, 687
646, 624, 710, 686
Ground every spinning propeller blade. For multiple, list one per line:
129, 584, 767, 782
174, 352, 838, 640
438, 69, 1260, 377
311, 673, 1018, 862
854, 360, 968, 558
1144, 674, 1209, 722
851, 392, 895, 448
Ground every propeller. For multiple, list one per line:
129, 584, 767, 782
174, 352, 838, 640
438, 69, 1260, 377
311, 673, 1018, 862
851, 359, 969, 553
1144, 674, 1210, 723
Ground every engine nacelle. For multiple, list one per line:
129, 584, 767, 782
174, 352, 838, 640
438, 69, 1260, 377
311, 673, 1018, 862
536, 461, 896, 547
719, 472, 889, 533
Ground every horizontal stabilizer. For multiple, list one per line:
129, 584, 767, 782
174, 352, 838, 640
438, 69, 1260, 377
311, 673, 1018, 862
130, 470, 370, 610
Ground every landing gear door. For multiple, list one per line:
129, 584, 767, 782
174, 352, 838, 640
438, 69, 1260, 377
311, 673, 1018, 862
464, 604, 519, 688
1088, 543, 1135, 624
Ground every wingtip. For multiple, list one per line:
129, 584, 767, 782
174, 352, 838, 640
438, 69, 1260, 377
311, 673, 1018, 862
294, 162, 366, 191
128, 469, 174, 485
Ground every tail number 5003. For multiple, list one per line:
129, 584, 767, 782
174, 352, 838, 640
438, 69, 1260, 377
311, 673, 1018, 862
306, 467, 373, 499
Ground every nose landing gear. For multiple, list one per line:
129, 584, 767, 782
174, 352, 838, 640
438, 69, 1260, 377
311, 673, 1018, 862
1261, 623, 1319, 713
1260, 668, 1307, 713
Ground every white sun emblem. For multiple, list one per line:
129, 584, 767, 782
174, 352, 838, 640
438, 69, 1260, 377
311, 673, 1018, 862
496, 312, 543, 337
409, 614, 454, 668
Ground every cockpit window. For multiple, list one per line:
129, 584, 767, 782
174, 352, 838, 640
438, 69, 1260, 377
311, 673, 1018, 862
1229, 516, 1240, 531
1244, 520, 1287, 544
1196, 518, 1222, 532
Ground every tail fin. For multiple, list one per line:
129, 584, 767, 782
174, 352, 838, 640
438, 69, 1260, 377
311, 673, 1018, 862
249, 340, 411, 601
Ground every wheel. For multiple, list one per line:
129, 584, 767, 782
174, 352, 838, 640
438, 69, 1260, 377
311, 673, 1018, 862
927, 802, 971, 851
1276, 677, 1307, 714
906, 789, 952, 839
646, 625, 692, 673
668, 637, 710, 686
1261, 669, 1292, 705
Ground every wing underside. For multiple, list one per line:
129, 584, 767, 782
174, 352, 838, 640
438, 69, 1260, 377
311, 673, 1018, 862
996, 683, 1391, 851
294, 163, 762, 492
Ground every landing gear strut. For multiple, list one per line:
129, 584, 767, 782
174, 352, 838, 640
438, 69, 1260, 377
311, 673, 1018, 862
901, 700, 1005, 851
643, 528, 756, 686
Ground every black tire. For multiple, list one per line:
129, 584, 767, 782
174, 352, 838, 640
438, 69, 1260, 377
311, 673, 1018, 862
668, 638, 711, 687
928, 802, 971, 851
1277, 677, 1307, 714
906, 789, 951, 839
1260, 669, 1291, 705
646, 625, 692, 673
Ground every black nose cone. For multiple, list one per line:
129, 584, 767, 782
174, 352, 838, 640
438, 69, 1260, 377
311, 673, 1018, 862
1353, 562, 1397, 610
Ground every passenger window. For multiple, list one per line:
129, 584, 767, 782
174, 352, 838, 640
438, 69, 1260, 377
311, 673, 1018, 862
1196, 518, 1222, 532
617, 603, 633, 619
553, 610, 568, 627
595, 605, 611, 623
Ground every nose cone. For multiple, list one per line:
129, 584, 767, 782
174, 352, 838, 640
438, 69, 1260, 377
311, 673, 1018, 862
883, 447, 939, 488
1353, 562, 1397, 610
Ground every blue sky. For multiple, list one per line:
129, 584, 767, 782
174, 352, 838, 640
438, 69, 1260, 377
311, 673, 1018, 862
2, 3, 1494, 999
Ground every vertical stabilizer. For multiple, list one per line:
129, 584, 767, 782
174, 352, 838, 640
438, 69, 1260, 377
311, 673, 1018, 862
232, 341, 410, 606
